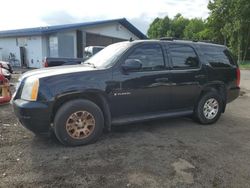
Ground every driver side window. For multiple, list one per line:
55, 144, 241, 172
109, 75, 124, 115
126, 44, 165, 71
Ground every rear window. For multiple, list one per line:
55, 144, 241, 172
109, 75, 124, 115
200, 45, 236, 67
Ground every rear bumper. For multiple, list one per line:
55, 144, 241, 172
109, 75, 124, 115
227, 87, 240, 103
13, 99, 51, 134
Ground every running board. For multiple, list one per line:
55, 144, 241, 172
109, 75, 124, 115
112, 110, 193, 125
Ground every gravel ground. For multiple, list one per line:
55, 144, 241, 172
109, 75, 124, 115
0, 70, 250, 188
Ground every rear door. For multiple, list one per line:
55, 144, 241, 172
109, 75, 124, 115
166, 43, 206, 110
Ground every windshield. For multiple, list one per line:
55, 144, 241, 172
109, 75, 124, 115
84, 42, 131, 68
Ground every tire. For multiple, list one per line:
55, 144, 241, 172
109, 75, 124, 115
194, 91, 223, 125
54, 99, 104, 146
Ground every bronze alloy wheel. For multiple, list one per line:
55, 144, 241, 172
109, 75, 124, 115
66, 111, 95, 139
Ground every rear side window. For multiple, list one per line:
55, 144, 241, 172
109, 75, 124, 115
126, 44, 165, 71
200, 45, 236, 67
224, 49, 237, 65
168, 44, 199, 69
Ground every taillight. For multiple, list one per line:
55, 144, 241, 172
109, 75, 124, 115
236, 68, 240, 87
44, 59, 48, 67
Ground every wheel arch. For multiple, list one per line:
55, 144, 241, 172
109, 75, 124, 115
198, 83, 227, 112
51, 91, 112, 131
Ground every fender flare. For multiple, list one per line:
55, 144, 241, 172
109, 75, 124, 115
52, 91, 112, 131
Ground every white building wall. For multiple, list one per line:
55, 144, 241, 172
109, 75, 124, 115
48, 30, 77, 58
25, 36, 43, 68
0, 36, 44, 68
48, 35, 58, 57
83, 23, 140, 40
58, 30, 77, 58
0, 38, 20, 65
42, 36, 49, 60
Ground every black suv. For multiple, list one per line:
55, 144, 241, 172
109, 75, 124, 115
12, 40, 240, 146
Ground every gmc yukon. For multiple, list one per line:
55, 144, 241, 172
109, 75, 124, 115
12, 40, 240, 146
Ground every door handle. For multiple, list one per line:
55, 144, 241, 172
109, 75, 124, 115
155, 78, 169, 83
195, 75, 205, 79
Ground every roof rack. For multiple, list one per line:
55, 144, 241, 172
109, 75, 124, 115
198, 40, 214, 43
158, 38, 220, 45
159, 37, 177, 41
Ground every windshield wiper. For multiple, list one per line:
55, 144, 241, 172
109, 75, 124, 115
84, 62, 96, 68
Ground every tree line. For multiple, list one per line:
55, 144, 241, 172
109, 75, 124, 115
147, 0, 250, 62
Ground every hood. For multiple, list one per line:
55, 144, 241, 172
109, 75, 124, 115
20, 64, 96, 81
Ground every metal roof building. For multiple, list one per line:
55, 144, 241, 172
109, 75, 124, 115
0, 18, 147, 68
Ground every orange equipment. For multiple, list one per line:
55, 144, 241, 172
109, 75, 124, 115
0, 68, 11, 104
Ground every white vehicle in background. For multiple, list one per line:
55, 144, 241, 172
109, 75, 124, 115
43, 46, 105, 68
0, 61, 13, 73
0, 67, 11, 80
0, 61, 12, 80
84, 46, 105, 58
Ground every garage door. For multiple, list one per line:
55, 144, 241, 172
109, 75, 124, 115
86, 33, 125, 47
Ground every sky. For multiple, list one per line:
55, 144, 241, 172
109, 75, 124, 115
0, 0, 210, 34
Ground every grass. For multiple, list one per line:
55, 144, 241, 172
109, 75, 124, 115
239, 60, 250, 69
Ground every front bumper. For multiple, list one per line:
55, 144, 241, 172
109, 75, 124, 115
13, 99, 51, 134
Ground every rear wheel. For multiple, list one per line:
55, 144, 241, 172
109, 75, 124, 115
194, 91, 223, 125
54, 99, 104, 146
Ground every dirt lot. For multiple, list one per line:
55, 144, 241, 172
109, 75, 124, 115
1, 70, 250, 188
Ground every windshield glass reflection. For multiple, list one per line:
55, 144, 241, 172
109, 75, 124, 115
84, 42, 131, 68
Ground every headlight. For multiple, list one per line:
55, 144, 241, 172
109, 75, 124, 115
21, 77, 39, 101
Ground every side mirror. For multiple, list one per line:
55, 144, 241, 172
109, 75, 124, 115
122, 59, 142, 71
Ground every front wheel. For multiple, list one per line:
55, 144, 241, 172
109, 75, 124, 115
54, 99, 104, 146
194, 91, 223, 125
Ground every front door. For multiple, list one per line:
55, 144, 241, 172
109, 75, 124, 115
110, 43, 172, 118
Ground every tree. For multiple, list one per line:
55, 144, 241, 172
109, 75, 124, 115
207, 0, 250, 61
147, 0, 250, 61
183, 18, 206, 40
147, 14, 189, 39
171, 14, 190, 38
147, 16, 171, 38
